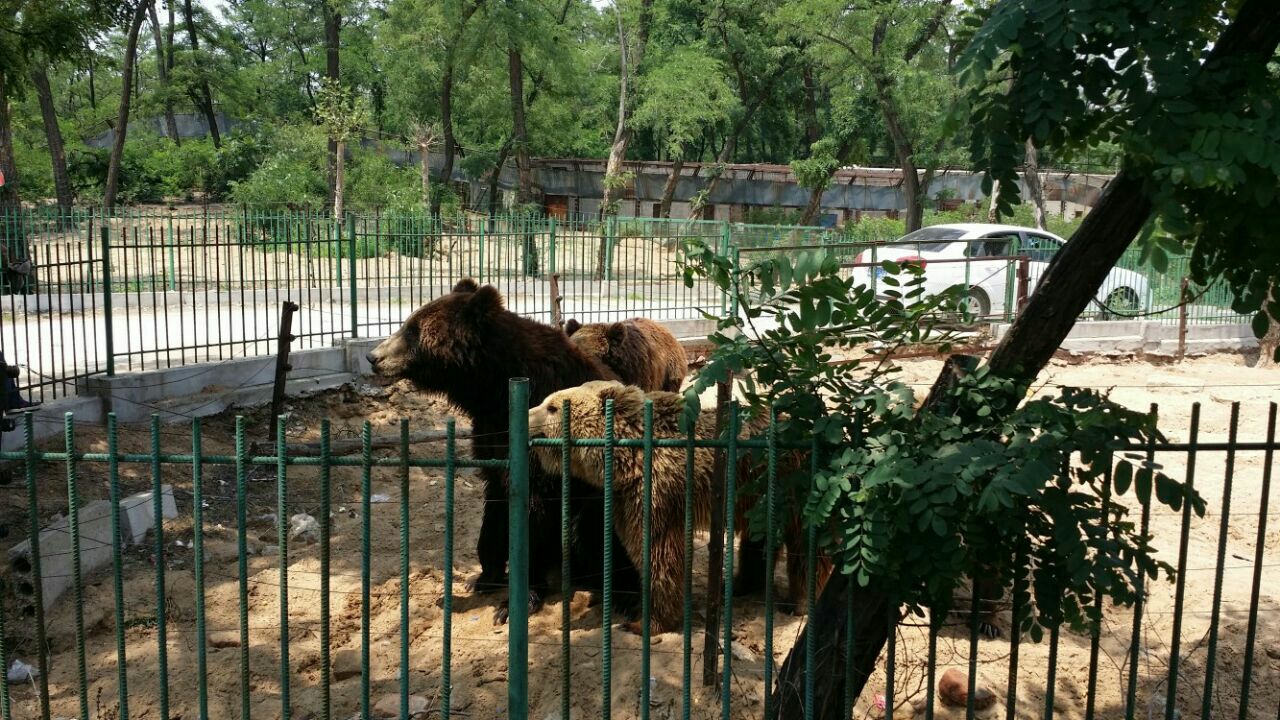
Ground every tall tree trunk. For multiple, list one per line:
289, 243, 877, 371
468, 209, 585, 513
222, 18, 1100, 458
802, 64, 821, 152
30, 67, 74, 213
769, 4, 1280, 717
324, 0, 340, 210
876, 82, 923, 231
658, 156, 683, 218
333, 140, 346, 219
1261, 282, 1280, 367
86, 50, 97, 110
148, 1, 181, 146
508, 47, 534, 206
104, 2, 149, 211
182, 0, 221, 147
166, 1, 176, 71
435, 1, 485, 216
0, 75, 18, 213
595, 0, 653, 278
986, 179, 1001, 222
489, 136, 515, 218
1024, 138, 1047, 230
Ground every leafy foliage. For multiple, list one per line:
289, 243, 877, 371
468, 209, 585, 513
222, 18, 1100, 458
678, 241, 1204, 634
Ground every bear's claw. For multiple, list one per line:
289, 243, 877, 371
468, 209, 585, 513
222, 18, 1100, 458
492, 591, 544, 626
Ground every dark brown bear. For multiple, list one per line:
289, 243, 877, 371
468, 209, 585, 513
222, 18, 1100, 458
563, 317, 688, 392
366, 279, 641, 623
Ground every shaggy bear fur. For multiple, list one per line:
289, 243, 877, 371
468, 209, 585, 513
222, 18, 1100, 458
563, 318, 688, 392
366, 279, 641, 622
527, 381, 832, 635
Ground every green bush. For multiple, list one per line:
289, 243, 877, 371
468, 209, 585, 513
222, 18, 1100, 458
346, 149, 421, 212
229, 125, 329, 208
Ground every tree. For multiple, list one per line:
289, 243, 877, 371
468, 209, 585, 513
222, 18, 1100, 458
691, 2, 1280, 717
631, 44, 739, 218
314, 77, 370, 219
435, 0, 486, 215
29, 67, 75, 213
181, 0, 222, 147
594, 0, 653, 278
774, 0, 956, 231
148, 1, 181, 146
410, 121, 440, 207
104, 2, 151, 211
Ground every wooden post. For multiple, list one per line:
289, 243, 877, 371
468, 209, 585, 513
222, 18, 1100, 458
549, 273, 564, 329
269, 301, 299, 448
1016, 256, 1031, 315
703, 378, 732, 687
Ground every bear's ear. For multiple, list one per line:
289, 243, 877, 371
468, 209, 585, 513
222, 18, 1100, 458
465, 285, 505, 316
594, 382, 643, 417
605, 322, 631, 345
564, 319, 582, 336
452, 278, 479, 294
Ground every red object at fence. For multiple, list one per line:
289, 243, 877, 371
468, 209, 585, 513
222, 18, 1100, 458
0, 168, 6, 187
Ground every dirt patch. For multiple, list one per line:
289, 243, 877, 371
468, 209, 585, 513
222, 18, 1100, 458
1, 354, 1278, 719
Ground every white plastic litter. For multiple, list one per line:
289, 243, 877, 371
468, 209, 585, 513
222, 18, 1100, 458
7, 659, 38, 683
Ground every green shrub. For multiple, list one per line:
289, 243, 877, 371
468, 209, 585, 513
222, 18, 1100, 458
229, 125, 329, 208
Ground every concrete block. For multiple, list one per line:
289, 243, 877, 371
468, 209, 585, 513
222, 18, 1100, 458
119, 485, 179, 545
7, 499, 117, 611
344, 338, 385, 376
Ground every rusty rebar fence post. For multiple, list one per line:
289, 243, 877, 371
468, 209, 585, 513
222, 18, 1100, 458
702, 378, 732, 688
269, 301, 299, 447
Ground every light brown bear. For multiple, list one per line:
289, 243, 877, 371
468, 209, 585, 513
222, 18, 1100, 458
527, 380, 831, 635
563, 318, 688, 392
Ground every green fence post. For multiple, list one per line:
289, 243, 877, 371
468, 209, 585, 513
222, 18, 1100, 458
348, 213, 359, 338
549, 218, 557, 276
166, 211, 175, 292
100, 225, 115, 376
719, 222, 732, 316
507, 378, 531, 720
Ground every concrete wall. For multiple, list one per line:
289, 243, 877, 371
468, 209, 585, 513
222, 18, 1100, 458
991, 320, 1258, 357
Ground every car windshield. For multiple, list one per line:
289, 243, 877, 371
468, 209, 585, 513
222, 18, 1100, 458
895, 227, 967, 252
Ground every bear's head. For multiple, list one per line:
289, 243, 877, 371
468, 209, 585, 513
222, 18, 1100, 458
366, 278, 504, 390
527, 380, 647, 487
562, 319, 636, 366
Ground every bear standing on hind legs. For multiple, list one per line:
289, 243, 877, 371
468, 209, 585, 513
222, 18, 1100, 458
365, 279, 641, 623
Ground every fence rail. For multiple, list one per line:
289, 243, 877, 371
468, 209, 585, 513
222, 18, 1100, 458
1, 207, 1251, 403
0, 389, 1274, 720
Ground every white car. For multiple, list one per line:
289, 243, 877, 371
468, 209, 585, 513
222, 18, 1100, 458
848, 223, 1149, 320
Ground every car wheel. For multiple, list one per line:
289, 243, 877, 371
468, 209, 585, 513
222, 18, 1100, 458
1100, 287, 1141, 320
962, 287, 991, 321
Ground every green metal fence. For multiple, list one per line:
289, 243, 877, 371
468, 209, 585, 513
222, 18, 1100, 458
0, 386, 1275, 720
0, 206, 1253, 405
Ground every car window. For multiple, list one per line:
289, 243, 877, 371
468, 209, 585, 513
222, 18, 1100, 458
898, 227, 968, 245
1022, 233, 1062, 261
965, 233, 1018, 257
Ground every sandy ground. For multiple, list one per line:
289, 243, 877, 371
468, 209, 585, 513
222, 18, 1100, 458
1, 353, 1278, 719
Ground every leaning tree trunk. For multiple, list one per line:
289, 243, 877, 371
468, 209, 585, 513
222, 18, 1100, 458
1024, 138, 1047, 230
148, 1, 181, 146
30, 67, 74, 214
768, 4, 1280, 717
658, 156, 683, 218
182, 0, 221, 148
104, 3, 149, 211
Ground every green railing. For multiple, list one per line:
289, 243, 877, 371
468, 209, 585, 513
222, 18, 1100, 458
0, 206, 1253, 404
0, 389, 1275, 719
